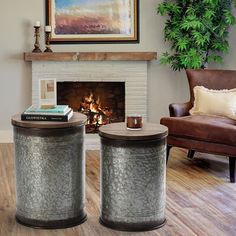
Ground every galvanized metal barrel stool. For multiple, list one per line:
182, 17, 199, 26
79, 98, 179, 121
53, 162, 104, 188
99, 122, 168, 231
11, 112, 87, 229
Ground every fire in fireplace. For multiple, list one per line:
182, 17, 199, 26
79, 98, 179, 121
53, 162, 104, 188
79, 91, 113, 132
57, 82, 125, 133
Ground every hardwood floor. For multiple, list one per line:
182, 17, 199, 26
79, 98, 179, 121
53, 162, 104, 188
0, 143, 236, 236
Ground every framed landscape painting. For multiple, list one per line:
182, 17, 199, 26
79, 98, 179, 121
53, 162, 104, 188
46, 0, 139, 43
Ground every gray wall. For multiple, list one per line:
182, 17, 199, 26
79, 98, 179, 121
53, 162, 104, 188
0, 0, 236, 141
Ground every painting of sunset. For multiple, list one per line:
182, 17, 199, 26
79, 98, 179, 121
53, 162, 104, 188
52, 0, 134, 36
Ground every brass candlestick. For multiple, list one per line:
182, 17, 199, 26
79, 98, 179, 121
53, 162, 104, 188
44, 31, 53, 53
32, 26, 42, 53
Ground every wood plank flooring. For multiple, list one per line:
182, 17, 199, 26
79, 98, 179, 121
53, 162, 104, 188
0, 144, 236, 236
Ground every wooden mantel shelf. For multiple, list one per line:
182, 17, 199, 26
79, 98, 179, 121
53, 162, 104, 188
24, 52, 157, 62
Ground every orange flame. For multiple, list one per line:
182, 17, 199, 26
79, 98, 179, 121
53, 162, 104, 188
79, 91, 112, 127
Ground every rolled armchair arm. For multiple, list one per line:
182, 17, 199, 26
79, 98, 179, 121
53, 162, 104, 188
169, 102, 192, 117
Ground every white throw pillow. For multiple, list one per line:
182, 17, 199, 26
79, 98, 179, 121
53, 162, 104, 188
189, 86, 236, 120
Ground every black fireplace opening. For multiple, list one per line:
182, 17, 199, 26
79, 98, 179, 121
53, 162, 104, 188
57, 82, 125, 133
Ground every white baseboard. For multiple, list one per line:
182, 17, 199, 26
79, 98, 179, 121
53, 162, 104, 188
0, 129, 100, 150
0, 130, 13, 143
85, 134, 100, 150
196, 152, 226, 163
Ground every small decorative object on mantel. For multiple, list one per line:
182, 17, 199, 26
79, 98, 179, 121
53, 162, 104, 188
32, 21, 42, 53
44, 25, 53, 53
127, 114, 143, 130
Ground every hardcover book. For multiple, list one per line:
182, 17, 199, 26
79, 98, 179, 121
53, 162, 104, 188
24, 106, 71, 116
26, 105, 69, 114
21, 109, 73, 122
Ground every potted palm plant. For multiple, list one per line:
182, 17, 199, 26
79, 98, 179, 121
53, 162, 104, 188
157, 0, 236, 70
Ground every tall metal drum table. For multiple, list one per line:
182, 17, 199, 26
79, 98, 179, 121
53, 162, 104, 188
99, 122, 168, 231
11, 112, 87, 229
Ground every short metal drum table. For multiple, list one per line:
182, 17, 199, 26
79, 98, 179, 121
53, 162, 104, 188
99, 122, 168, 231
11, 112, 87, 229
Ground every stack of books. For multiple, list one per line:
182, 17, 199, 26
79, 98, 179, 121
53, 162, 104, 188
21, 105, 73, 122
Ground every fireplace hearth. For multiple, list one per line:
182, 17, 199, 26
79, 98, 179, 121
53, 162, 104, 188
57, 82, 125, 133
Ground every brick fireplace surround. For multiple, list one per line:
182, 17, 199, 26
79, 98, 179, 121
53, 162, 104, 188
25, 52, 157, 149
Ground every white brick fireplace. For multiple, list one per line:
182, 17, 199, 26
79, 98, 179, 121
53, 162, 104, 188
32, 61, 148, 119
26, 52, 157, 149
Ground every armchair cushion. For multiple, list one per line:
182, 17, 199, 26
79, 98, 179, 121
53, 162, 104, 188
189, 86, 236, 120
160, 115, 236, 146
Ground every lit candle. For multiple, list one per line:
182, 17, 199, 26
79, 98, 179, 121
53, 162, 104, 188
45, 25, 52, 32
35, 21, 41, 27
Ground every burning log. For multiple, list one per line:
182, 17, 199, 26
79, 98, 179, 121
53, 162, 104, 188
78, 91, 113, 133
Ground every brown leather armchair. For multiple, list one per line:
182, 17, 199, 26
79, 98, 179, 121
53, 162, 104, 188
160, 69, 236, 183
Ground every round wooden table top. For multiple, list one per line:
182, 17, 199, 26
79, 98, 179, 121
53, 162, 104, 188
11, 112, 87, 129
99, 122, 168, 141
